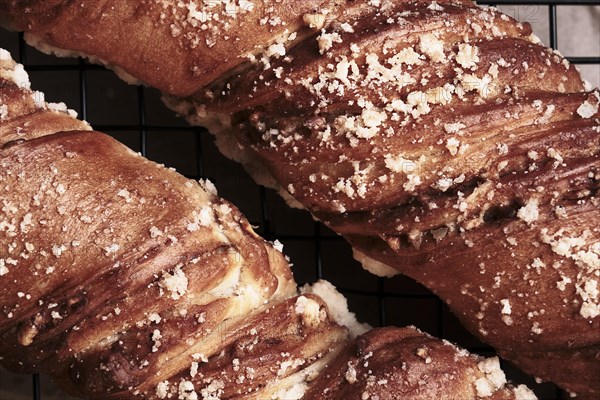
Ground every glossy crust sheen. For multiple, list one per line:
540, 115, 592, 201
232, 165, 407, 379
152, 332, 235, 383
304, 327, 522, 400
2, 0, 599, 397
1, 0, 349, 97
0, 50, 532, 399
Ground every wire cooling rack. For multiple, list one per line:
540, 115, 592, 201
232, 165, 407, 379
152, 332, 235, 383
0, 1, 598, 398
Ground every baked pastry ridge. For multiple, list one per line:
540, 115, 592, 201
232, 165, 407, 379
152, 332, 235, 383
1, 0, 598, 396
0, 48, 537, 399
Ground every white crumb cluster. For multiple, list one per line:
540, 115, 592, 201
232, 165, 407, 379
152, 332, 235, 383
0, 259, 8, 276
199, 379, 225, 399
294, 295, 324, 327
0, 104, 8, 120
303, 13, 326, 30
150, 226, 164, 238
148, 312, 162, 324
345, 362, 358, 383
474, 357, 507, 397
444, 122, 466, 134
301, 280, 370, 337
187, 206, 214, 231
455, 43, 479, 70
419, 33, 446, 63
155, 380, 170, 399
272, 239, 284, 253
576, 98, 598, 118
47, 101, 78, 118
160, 265, 189, 300
500, 299, 511, 315
190, 361, 199, 378
1, 60, 30, 89
427, 1, 444, 11
540, 228, 599, 319
104, 243, 120, 255
516, 199, 539, 224
0, 48, 11, 61
446, 137, 461, 156
117, 188, 132, 203
317, 29, 342, 54
198, 179, 218, 196
513, 385, 538, 399
179, 379, 199, 400
272, 382, 307, 400
154, 0, 256, 49
276, 358, 305, 377
151, 329, 163, 353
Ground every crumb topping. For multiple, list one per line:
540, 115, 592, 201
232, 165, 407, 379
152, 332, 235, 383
151, 0, 256, 50
475, 357, 507, 397
1, 0, 594, 396
540, 228, 599, 319
294, 295, 325, 327
160, 265, 189, 300
516, 199, 539, 224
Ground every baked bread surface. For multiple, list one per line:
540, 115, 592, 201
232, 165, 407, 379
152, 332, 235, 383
0, 48, 537, 399
1, 0, 599, 396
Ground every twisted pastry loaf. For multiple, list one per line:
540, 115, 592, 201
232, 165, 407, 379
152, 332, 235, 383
0, 48, 535, 399
2, 0, 599, 397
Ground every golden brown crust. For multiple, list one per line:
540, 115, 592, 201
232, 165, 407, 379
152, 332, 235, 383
152, 295, 348, 400
1, 0, 361, 97
3, 0, 598, 396
174, 2, 598, 396
0, 126, 300, 392
304, 327, 525, 400
0, 55, 301, 397
0, 49, 531, 399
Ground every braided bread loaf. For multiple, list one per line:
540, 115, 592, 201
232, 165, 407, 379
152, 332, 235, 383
0, 47, 537, 399
1, 0, 599, 397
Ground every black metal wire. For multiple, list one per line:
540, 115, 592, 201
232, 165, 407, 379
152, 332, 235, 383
2, 1, 594, 399
259, 186, 274, 241
32, 373, 40, 400
17, 33, 26, 64
314, 222, 324, 281
138, 86, 147, 157
549, 4, 558, 49
78, 59, 88, 122
195, 128, 206, 178
377, 278, 387, 326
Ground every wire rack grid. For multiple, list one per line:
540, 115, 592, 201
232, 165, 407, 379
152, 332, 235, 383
0, 1, 598, 399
